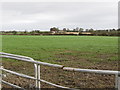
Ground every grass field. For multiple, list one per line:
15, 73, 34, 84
2, 35, 118, 63
1, 35, 119, 89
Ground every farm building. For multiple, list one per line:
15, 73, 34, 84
64, 32, 79, 35
80, 32, 93, 35
50, 31, 79, 35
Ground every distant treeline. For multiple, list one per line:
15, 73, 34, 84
0, 27, 120, 36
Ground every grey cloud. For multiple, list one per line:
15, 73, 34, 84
1, 2, 118, 31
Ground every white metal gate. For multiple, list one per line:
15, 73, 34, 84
0, 52, 120, 90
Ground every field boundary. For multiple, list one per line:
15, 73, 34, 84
0, 52, 120, 89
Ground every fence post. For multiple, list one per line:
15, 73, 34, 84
115, 73, 120, 90
38, 65, 40, 90
118, 74, 120, 90
36, 64, 40, 90
35, 64, 38, 89
0, 66, 2, 90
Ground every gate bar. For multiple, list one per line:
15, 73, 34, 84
2, 80, 24, 90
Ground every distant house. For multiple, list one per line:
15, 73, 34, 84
50, 27, 59, 34
80, 32, 93, 35
51, 31, 56, 34
50, 31, 79, 35
64, 32, 79, 35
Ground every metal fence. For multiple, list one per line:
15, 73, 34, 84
0, 52, 120, 90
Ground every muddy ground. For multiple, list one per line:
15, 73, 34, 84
1, 54, 118, 90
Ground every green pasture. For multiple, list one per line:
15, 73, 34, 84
1, 35, 118, 65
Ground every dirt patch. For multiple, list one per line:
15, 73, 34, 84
2, 75, 35, 89
55, 52, 118, 70
2, 53, 118, 89
95, 53, 117, 60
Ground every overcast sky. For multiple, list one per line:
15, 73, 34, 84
1, 2, 118, 31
